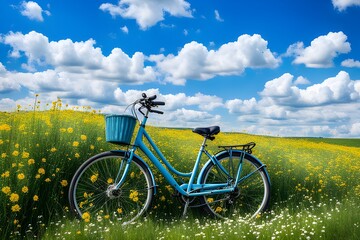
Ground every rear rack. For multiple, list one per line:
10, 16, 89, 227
218, 142, 256, 154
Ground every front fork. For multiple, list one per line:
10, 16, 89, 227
114, 149, 135, 189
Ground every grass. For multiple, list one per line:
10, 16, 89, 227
0, 103, 359, 239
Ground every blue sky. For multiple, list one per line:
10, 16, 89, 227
1, 0, 360, 137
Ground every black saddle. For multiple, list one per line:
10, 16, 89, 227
192, 126, 220, 140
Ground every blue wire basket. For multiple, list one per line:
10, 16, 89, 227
105, 115, 137, 145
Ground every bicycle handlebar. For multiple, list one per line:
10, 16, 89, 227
138, 93, 165, 115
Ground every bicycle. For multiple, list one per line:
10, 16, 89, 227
69, 93, 271, 224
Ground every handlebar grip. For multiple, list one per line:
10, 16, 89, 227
150, 109, 163, 114
148, 95, 157, 101
152, 101, 165, 106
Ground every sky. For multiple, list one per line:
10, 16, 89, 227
0, 0, 360, 138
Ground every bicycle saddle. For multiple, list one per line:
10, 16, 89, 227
192, 126, 220, 138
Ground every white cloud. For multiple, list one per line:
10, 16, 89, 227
214, 10, 224, 22
226, 71, 360, 137
99, 0, 193, 30
287, 31, 351, 68
332, 0, 360, 11
341, 58, 360, 67
151, 34, 280, 85
121, 26, 129, 34
20, 1, 48, 21
1, 31, 156, 83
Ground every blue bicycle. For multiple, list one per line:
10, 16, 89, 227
69, 94, 270, 224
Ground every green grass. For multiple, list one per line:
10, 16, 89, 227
1, 108, 360, 239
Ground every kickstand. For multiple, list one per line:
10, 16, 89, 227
182, 198, 190, 218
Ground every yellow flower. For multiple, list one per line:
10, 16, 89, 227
0, 124, 11, 131
10, 193, 19, 202
33, 195, 39, 201
0, 139, 3, 144
90, 145, 95, 150
38, 168, 45, 175
72, 141, 79, 147
17, 173, 25, 180
13, 219, 19, 225
75, 153, 80, 158
22, 186, 29, 193
42, 158, 47, 162
207, 198, 214, 203
60, 180, 68, 187
15, 143, 19, 148
1, 153, 7, 158
130, 172, 135, 178
35, 174, 41, 179
129, 190, 139, 202
2, 186, 11, 195
117, 208, 123, 214
60, 128, 67, 133
82, 212, 91, 222
50, 147, 57, 153
1, 171, 10, 178
22, 151, 30, 159
97, 137, 102, 141
12, 151, 19, 157
67, 127, 74, 133
81, 135, 87, 141
45, 178, 51, 182
11, 204, 21, 212
215, 206, 222, 213
28, 158, 35, 165
107, 178, 113, 184
90, 174, 98, 183
104, 215, 110, 219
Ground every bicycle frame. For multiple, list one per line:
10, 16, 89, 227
115, 114, 251, 197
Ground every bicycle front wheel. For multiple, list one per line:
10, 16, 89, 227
69, 151, 154, 224
199, 151, 270, 219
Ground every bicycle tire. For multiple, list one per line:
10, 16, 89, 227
69, 151, 154, 224
199, 151, 270, 219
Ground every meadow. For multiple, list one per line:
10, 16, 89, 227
0, 101, 359, 239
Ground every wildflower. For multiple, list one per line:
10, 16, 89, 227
17, 173, 25, 180
35, 174, 41, 179
129, 190, 139, 202
82, 212, 91, 222
10, 193, 20, 202
22, 186, 29, 193
130, 172, 135, 178
50, 147, 57, 153
33, 195, 39, 201
117, 208, 123, 214
22, 151, 30, 159
11, 204, 21, 212
2, 186, 11, 195
28, 159, 35, 165
12, 150, 19, 157
67, 127, 74, 133
60, 128, 66, 133
215, 206, 222, 213
207, 198, 214, 203
60, 180, 68, 187
0, 124, 11, 131
81, 135, 87, 141
75, 153, 80, 158
1, 171, 10, 178
107, 178, 113, 184
38, 168, 45, 175
160, 196, 166, 201
90, 174, 98, 183
15, 143, 19, 148
56, 168, 60, 172
45, 178, 51, 182
90, 145, 95, 150
42, 158, 46, 162
1, 153, 6, 158
97, 137, 102, 141
0, 139, 3, 144
14, 219, 19, 225
72, 141, 79, 147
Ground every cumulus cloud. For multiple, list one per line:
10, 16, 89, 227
151, 34, 280, 85
99, 0, 193, 30
19, 1, 49, 21
287, 31, 351, 68
121, 26, 129, 34
332, 0, 360, 11
341, 58, 360, 67
225, 71, 360, 137
1, 31, 156, 83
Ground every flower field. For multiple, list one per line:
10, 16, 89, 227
1, 104, 359, 239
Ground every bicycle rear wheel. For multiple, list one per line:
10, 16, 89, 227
69, 151, 154, 224
199, 151, 270, 219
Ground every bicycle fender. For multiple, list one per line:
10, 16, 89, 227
197, 150, 271, 185
111, 150, 157, 195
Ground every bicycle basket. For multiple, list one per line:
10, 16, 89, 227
105, 115, 137, 145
